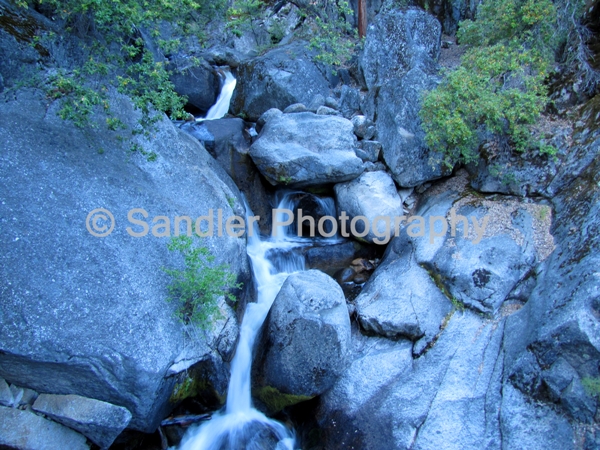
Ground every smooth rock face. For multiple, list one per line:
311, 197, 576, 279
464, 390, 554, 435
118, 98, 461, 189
250, 112, 364, 187
0, 89, 248, 431
0, 405, 90, 450
32, 394, 132, 449
334, 171, 404, 244
355, 253, 452, 350
231, 43, 330, 121
260, 270, 351, 397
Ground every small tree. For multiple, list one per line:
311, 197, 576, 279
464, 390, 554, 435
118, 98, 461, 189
164, 236, 241, 329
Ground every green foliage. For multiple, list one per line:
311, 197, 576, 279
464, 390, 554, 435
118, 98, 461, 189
420, 0, 558, 167
226, 0, 265, 39
582, 377, 600, 397
47, 70, 104, 128
308, 0, 357, 68
164, 235, 241, 329
18, 0, 225, 129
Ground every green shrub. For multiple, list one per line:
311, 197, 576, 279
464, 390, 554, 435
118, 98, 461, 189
18, 0, 225, 129
163, 236, 241, 329
420, 0, 558, 167
307, 0, 358, 68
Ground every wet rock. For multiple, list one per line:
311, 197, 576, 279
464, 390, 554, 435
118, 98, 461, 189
260, 270, 351, 397
231, 42, 330, 121
0, 405, 90, 449
0, 89, 248, 432
334, 171, 404, 244
32, 394, 132, 449
180, 118, 272, 233
249, 112, 364, 188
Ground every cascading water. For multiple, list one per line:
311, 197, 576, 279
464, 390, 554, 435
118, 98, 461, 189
198, 69, 237, 121
178, 192, 334, 450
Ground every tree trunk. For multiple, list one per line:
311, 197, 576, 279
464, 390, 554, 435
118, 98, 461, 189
358, 0, 367, 38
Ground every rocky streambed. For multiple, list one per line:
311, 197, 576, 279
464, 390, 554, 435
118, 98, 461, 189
1, 1, 600, 449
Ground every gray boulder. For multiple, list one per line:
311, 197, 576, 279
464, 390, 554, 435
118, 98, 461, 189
0, 89, 248, 431
32, 394, 131, 449
355, 252, 452, 353
169, 58, 220, 114
250, 112, 364, 187
259, 270, 351, 399
399, 171, 548, 314
0, 405, 90, 450
350, 115, 375, 140
231, 43, 330, 121
334, 171, 404, 244
375, 68, 449, 187
360, 8, 447, 187
356, 140, 382, 163
360, 8, 441, 90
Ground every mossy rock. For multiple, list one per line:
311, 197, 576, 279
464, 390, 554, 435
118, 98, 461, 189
255, 386, 313, 414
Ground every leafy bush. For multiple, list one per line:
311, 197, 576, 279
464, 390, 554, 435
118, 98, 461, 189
18, 0, 226, 129
420, 0, 558, 167
307, 0, 357, 68
163, 236, 241, 329
226, 0, 265, 40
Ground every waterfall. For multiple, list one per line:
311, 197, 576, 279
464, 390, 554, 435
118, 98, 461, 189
198, 69, 237, 121
178, 193, 316, 450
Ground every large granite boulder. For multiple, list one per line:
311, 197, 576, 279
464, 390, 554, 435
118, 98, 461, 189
334, 171, 404, 244
361, 8, 447, 187
231, 42, 331, 121
360, 7, 441, 89
0, 88, 249, 431
169, 58, 220, 114
249, 111, 364, 188
258, 271, 351, 401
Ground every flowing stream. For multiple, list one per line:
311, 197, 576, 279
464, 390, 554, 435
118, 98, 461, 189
179, 192, 341, 450
198, 69, 237, 121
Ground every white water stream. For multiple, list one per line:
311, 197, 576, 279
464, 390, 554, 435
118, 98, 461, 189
179, 192, 342, 450
198, 69, 237, 121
